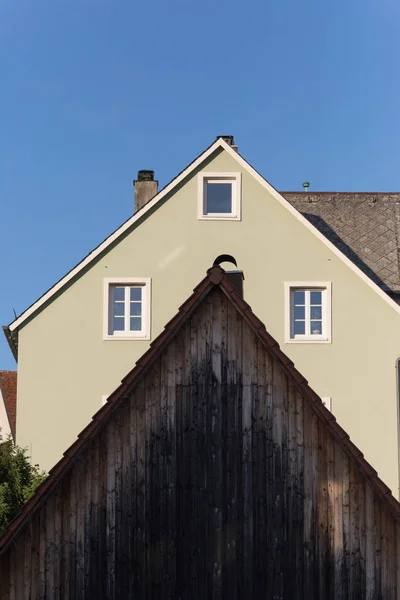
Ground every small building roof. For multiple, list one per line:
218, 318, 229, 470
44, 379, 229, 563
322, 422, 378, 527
0, 370, 17, 440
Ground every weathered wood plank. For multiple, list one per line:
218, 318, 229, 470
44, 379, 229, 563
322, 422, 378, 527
303, 403, 319, 599
106, 420, 116, 600
365, 482, 375, 600
333, 443, 345, 599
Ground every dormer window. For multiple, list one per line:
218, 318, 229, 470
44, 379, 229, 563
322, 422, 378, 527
198, 173, 241, 220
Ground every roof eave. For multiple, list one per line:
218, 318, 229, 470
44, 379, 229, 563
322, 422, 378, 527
2, 326, 18, 363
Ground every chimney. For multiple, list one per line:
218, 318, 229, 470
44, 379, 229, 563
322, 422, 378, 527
217, 135, 238, 152
212, 254, 244, 297
134, 170, 158, 213
226, 270, 244, 297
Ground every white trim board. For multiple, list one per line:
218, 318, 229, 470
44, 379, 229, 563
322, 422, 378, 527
8, 138, 400, 333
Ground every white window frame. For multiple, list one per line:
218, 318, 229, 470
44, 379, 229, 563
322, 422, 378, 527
284, 281, 332, 344
197, 172, 242, 220
103, 277, 151, 341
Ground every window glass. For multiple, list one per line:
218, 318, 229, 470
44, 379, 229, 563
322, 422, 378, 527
294, 305, 305, 319
113, 316, 125, 331
113, 302, 125, 317
130, 287, 142, 301
108, 283, 146, 336
290, 287, 327, 339
293, 290, 305, 305
130, 317, 142, 331
310, 306, 322, 320
130, 302, 142, 316
310, 291, 322, 305
113, 287, 125, 302
205, 182, 232, 213
310, 321, 322, 335
294, 320, 305, 335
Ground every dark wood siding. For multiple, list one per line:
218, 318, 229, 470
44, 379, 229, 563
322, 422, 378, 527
1, 288, 399, 598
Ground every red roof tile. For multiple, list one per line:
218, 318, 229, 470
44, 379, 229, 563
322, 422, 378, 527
0, 371, 17, 439
0, 266, 399, 555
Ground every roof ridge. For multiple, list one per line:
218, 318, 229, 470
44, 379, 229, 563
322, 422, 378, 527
0, 265, 399, 555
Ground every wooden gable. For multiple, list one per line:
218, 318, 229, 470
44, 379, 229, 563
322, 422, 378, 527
0, 269, 399, 599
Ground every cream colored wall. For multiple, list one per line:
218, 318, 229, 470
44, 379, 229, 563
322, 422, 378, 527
17, 148, 400, 497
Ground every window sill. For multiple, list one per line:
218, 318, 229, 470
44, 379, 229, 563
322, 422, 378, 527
198, 214, 241, 221
285, 337, 331, 344
103, 334, 150, 341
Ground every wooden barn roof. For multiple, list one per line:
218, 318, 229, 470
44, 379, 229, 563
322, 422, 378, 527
0, 265, 399, 554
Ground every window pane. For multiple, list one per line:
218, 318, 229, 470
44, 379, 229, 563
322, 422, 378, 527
113, 302, 124, 317
310, 321, 322, 335
205, 182, 232, 213
113, 287, 125, 302
310, 306, 322, 320
294, 321, 305, 335
293, 291, 305, 305
310, 291, 322, 305
130, 302, 142, 316
113, 317, 125, 332
294, 305, 305, 319
130, 317, 142, 331
130, 287, 142, 301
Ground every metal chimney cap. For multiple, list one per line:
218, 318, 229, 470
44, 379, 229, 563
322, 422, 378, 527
302, 181, 310, 191
137, 170, 155, 182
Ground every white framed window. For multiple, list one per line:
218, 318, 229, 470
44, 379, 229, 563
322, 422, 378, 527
103, 278, 151, 340
284, 282, 331, 343
198, 172, 241, 220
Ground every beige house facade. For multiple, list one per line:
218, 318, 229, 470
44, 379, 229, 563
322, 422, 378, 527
5, 137, 400, 497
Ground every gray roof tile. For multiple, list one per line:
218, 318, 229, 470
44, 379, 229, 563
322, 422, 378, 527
282, 192, 400, 293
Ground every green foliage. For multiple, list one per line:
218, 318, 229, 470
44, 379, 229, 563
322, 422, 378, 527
0, 432, 46, 535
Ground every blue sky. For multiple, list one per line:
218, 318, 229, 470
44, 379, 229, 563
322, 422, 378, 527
0, 0, 399, 369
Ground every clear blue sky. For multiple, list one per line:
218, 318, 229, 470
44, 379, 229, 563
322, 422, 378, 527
1, 0, 399, 369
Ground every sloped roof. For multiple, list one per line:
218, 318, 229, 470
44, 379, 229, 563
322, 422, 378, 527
0, 265, 399, 555
5, 139, 400, 346
0, 371, 17, 439
283, 192, 400, 294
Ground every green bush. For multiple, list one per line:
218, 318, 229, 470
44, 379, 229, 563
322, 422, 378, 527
0, 433, 46, 534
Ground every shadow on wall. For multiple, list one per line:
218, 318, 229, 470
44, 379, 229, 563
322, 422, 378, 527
302, 213, 391, 293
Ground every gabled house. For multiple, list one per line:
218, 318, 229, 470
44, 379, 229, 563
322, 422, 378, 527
0, 266, 399, 599
4, 136, 400, 501
0, 370, 16, 441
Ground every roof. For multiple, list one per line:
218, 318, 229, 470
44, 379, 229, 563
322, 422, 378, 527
0, 265, 399, 554
283, 192, 400, 294
5, 139, 400, 348
0, 371, 17, 439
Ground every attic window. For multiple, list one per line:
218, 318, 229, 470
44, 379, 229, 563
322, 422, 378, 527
103, 278, 151, 340
198, 172, 241, 220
